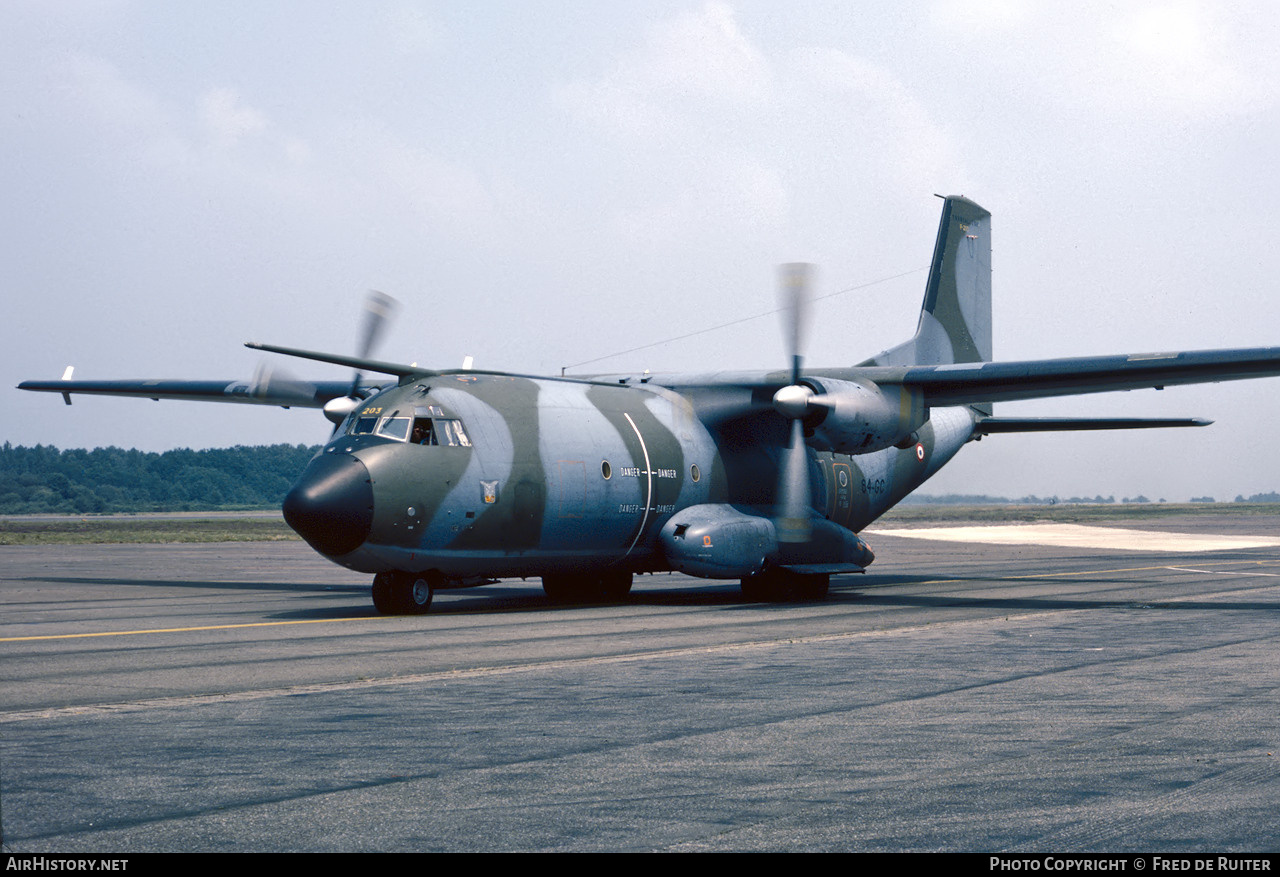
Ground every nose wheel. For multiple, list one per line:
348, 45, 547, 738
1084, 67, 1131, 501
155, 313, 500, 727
372, 570, 438, 614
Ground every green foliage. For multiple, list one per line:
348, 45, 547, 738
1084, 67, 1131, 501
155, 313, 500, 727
0, 442, 320, 514
1236, 491, 1280, 503
902, 493, 1117, 505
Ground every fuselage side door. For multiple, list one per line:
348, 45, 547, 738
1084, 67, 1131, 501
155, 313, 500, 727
830, 459, 854, 528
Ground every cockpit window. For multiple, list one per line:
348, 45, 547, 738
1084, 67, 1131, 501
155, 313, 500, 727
404, 413, 471, 447
350, 415, 379, 435
410, 417, 434, 445
377, 415, 411, 441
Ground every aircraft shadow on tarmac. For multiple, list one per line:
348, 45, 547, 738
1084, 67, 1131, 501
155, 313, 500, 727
23, 575, 370, 595
291, 573, 1280, 619
22, 572, 1280, 621
388, 571, 1280, 619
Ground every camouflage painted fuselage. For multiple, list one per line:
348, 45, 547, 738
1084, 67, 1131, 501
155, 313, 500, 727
290, 369, 975, 581
25, 193, 1280, 606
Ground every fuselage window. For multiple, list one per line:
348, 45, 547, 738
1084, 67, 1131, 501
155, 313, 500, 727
435, 419, 471, 447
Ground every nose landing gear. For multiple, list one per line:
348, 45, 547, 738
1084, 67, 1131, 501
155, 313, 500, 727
372, 570, 439, 614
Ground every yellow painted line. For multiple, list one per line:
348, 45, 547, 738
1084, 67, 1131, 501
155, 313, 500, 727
1165, 566, 1280, 577
0, 616, 373, 644
3, 559, 1275, 645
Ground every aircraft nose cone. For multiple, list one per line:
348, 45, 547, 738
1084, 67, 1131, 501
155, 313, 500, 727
283, 453, 373, 557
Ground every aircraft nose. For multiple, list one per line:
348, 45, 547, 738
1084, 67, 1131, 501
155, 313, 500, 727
283, 453, 374, 557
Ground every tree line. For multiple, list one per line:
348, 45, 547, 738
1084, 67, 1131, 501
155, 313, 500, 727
6, 443, 1279, 515
904, 492, 1280, 506
0, 443, 321, 514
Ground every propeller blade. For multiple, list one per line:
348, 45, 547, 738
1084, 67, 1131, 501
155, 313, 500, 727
357, 290, 397, 360
774, 263, 817, 541
349, 290, 399, 397
249, 361, 318, 407
776, 418, 811, 543
779, 263, 813, 386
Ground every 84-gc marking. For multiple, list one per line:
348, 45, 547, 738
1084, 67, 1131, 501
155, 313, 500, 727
861, 476, 887, 497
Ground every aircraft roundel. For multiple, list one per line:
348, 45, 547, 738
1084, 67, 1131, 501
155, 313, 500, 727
915, 443, 925, 462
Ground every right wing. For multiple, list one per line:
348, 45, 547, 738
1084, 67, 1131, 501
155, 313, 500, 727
973, 416, 1211, 433
875, 347, 1280, 405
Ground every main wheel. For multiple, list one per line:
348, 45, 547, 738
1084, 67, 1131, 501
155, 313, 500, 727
541, 573, 582, 604
793, 573, 829, 601
597, 570, 633, 601
740, 569, 829, 602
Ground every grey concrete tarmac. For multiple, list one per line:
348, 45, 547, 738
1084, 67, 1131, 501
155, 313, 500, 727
2, 518, 1279, 852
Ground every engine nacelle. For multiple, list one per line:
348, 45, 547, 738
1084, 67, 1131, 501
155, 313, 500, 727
323, 395, 361, 424
803, 378, 925, 455
660, 504, 777, 579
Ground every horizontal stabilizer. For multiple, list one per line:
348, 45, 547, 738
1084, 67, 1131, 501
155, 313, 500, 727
974, 417, 1212, 434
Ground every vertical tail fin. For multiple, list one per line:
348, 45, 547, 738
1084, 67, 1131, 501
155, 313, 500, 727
863, 195, 992, 369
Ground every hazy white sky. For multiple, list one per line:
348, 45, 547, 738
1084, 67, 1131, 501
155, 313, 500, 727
5, 1, 1280, 501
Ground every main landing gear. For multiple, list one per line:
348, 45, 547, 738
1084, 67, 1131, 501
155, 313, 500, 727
739, 568, 830, 602
372, 570, 440, 615
541, 570, 633, 604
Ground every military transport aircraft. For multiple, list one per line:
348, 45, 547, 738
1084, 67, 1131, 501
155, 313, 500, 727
20, 196, 1280, 613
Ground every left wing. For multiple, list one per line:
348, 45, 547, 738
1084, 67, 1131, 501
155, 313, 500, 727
19, 291, 410, 410
17, 341, 419, 408
17, 377, 366, 408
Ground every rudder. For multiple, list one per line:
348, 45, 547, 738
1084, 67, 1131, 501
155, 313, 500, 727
863, 195, 992, 369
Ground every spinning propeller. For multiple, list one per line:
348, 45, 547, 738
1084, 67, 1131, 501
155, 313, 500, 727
320, 290, 399, 424
348, 290, 398, 398
242, 290, 401, 423
772, 264, 871, 542
773, 263, 819, 543
247, 360, 317, 408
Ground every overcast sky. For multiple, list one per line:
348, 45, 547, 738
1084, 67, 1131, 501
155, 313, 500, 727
5, 1, 1280, 501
